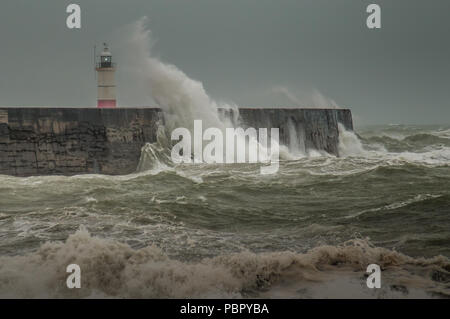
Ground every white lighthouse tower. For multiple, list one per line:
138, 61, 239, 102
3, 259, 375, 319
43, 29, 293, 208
96, 43, 117, 108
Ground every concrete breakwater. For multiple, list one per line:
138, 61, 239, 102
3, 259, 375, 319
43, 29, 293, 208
0, 107, 353, 176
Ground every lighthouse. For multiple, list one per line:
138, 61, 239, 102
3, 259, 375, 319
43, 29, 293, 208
96, 43, 117, 108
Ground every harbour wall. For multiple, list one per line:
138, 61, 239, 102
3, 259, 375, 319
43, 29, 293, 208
0, 107, 353, 176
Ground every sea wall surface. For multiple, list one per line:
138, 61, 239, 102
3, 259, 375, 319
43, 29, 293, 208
220, 108, 353, 156
0, 107, 353, 176
0, 108, 163, 176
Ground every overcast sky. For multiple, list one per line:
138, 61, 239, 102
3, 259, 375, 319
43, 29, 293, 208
0, 0, 449, 125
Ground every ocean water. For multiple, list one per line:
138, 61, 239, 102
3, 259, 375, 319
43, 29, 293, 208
0, 124, 449, 299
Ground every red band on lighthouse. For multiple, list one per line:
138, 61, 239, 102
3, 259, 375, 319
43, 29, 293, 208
97, 100, 117, 108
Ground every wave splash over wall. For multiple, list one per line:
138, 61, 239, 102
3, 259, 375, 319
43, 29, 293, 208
117, 17, 232, 133
118, 17, 289, 169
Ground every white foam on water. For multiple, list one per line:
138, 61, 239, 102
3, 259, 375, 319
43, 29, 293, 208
338, 123, 450, 167
343, 194, 443, 219
432, 128, 450, 139
0, 228, 447, 298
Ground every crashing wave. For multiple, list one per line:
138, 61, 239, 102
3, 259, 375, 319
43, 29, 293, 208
0, 227, 448, 298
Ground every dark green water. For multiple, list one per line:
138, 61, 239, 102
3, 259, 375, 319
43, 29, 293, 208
0, 125, 449, 298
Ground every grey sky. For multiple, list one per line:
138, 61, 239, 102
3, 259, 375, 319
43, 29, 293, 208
0, 0, 449, 125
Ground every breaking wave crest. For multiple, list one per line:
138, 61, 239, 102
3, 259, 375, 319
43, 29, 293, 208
0, 228, 448, 299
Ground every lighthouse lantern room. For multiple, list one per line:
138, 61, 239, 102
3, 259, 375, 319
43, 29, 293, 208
96, 43, 116, 108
